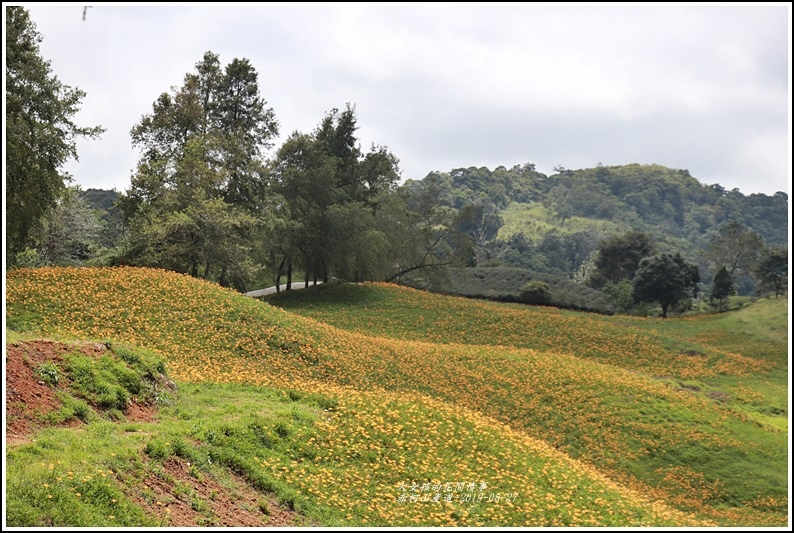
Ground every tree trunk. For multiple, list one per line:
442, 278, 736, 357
286, 257, 292, 291
275, 256, 285, 293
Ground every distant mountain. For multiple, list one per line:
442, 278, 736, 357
400, 163, 787, 301
80, 188, 120, 213
404, 163, 788, 248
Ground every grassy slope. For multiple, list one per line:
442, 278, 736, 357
6, 267, 788, 525
496, 201, 624, 240
265, 281, 789, 524
495, 201, 700, 255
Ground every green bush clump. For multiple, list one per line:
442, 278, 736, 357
519, 280, 551, 304
35, 362, 61, 386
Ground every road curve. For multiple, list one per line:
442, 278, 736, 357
245, 281, 323, 298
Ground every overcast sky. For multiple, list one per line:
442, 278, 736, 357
14, 3, 793, 196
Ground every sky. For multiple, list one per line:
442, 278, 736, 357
11, 3, 793, 196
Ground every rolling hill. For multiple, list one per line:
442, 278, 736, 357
5, 266, 788, 526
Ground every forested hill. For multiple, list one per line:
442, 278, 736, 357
403, 163, 788, 249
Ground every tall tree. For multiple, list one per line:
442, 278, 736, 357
384, 179, 473, 283
25, 186, 101, 266
122, 51, 279, 290
6, 6, 104, 259
709, 265, 734, 312
270, 106, 400, 286
270, 131, 339, 286
703, 221, 764, 280
588, 231, 656, 289
632, 252, 700, 318
754, 246, 787, 298
457, 199, 503, 264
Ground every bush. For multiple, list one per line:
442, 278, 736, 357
519, 281, 550, 304
35, 362, 61, 387
602, 279, 634, 313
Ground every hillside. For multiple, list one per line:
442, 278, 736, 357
6, 266, 789, 526
409, 163, 787, 246
404, 163, 788, 288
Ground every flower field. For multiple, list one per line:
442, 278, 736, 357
6, 266, 789, 526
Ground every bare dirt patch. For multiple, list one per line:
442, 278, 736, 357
5, 340, 156, 445
130, 456, 304, 527
707, 391, 732, 403
6, 340, 73, 443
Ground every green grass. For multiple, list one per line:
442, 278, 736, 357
6, 422, 159, 527
6, 267, 789, 526
264, 282, 786, 383
497, 201, 624, 240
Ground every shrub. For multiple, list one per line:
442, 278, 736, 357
35, 362, 60, 387
519, 280, 551, 304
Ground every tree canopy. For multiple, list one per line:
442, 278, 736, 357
632, 253, 700, 318
5, 6, 104, 259
709, 265, 734, 312
754, 247, 787, 298
588, 231, 656, 290
120, 51, 280, 290
270, 105, 402, 286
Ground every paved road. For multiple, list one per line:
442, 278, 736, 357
245, 281, 323, 298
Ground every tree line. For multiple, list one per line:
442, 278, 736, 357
6, 7, 472, 292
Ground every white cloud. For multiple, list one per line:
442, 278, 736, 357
15, 3, 791, 195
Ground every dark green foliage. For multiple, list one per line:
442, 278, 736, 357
80, 189, 119, 212
407, 163, 787, 284
5, 6, 104, 259
404, 267, 614, 314
632, 253, 700, 318
535, 229, 601, 277
754, 246, 787, 298
79, 189, 125, 250
588, 231, 656, 290
602, 279, 635, 314
709, 266, 734, 312
404, 163, 550, 210
33, 187, 102, 266
519, 280, 550, 305
457, 199, 503, 263
271, 104, 401, 286
121, 51, 280, 290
